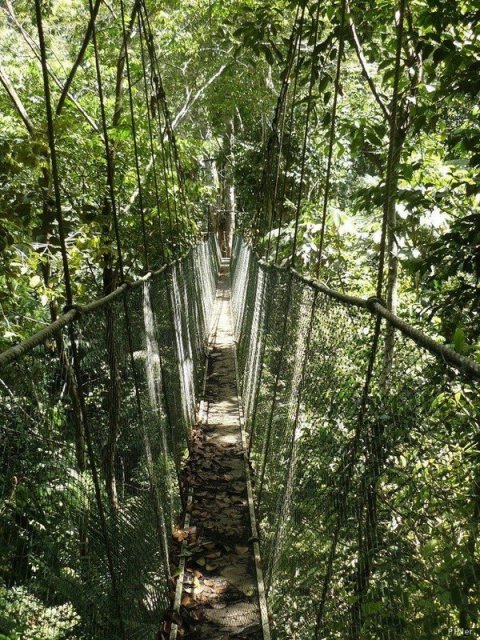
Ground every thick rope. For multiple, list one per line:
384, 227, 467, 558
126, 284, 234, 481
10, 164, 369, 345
263, 4, 301, 257
141, 2, 182, 241
89, 0, 126, 280
141, 1, 189, 242
138, 6, 166, 262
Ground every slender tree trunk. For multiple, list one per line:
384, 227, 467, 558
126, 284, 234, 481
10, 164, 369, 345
39, 167, 88, 555
201, 125, 220, 233
381, 127, 406, 387
222, 118, 236, 256
102, 238, 120, 511
101, 1, 139, 511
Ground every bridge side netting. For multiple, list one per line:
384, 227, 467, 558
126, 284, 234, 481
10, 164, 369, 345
232, 235, 480, 640
0, 236, 219, 640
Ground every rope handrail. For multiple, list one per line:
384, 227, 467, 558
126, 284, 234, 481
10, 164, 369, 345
231, 234, 480, 639
243, 236, 480, 380
0, 238, 206, 369
0, 232, 221, 639
291, 267, 480, 380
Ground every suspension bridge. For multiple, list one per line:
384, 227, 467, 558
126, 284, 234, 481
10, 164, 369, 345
1, 1, 479, 639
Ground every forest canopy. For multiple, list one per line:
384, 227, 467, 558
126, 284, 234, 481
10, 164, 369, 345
0, 0, 478, 357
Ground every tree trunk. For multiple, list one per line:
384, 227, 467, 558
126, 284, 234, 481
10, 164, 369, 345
220, 118, 236, 257
38, 167, 87, 556
102, 244, 120, 511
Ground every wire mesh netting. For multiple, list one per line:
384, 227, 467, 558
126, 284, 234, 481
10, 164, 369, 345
0, 236, 220, 640
231, 235, 480, 640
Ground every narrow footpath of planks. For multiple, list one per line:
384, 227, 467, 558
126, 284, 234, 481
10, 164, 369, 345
169, 260, 270, 640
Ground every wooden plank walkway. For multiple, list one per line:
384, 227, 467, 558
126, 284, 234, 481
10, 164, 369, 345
169, 260, 269, 640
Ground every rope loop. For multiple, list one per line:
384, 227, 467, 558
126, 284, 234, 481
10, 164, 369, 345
366, 295, 387, 312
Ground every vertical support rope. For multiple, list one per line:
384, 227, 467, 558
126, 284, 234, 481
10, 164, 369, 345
316, 0, 347, 277
88, 0, 125, 280
263, 3, 301, 257
141, 2, 182, 243
120, 0, 150, 272
274, 6, 306, 263
138, 6, 166, 262
291, 2, 323, 268
376, 0, 406, 300
141, 1, 189, 243
34, 0, 72, 307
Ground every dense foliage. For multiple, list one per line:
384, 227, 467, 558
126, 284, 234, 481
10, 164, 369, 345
0, 0, 479, 638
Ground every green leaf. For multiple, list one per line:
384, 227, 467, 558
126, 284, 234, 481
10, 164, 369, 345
453, 327, 467, 354
318, 73, 332, 93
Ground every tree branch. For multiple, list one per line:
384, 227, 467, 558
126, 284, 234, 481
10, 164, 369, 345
0, 64, 34, 134
3, 0, 100, 133
345, 0, 391, 121
102, 0, 116, 19
170, 59, 232, 130
123, 59, 232, 217
112, 0, 140, 129
56, 0, 102, 116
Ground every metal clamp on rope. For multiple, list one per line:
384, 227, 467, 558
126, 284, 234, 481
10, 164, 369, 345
366, 296, 387, 313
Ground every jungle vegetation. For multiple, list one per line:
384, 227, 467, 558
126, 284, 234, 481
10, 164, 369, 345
0, 0, 479, 638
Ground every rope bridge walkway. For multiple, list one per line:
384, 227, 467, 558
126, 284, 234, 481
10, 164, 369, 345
170, 259, 268, 639
1, 0, 480, 638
